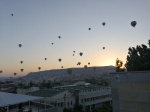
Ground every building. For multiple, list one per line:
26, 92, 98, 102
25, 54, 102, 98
17, 86, 39, 95
32, 82, 112, 112
110, 71, 150, 112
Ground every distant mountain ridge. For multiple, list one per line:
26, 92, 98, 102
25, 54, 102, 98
20, 66, 115, 82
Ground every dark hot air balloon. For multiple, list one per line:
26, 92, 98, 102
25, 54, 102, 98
14, 73, 17, 76
77, 62, 81, 65
102, 22, 105, 26
51, 43, 54, 45
0, 70, 3, 73
45, 58, 47, 60
131, 21, 137, 27
88, 62, 90, 65
58, 36, 61, 39
61, 66, 63, 68
73, 51, 75, 53
11, 14, 13, 16
38, 67, 41, 70
18, 44, 22, 47
20, 69, 24, 72
84, 65, 87, 69
58, 58, 62, 62
20, 61, 23, 64
79, 52, 83, 56
103, 47, 105, 49
89, 28, 91, 30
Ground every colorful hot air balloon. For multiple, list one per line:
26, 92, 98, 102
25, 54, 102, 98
131, 21, 137, 27
79, 52, 83, 56
102, 22, 105, 26
58, 58, 62, 62
18, 44, 22, 47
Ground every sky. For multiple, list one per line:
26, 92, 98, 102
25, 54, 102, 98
0, 0, 150, 77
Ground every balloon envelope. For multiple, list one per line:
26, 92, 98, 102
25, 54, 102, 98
131, 21, 137, 27
18, 44, 22, 47
102, 22, 105, 26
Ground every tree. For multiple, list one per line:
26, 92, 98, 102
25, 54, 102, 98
115, 58, 125, 72
125, 40, 150, 71
67, 68, 72, 75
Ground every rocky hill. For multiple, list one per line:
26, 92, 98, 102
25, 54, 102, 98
19, 66, 115, 83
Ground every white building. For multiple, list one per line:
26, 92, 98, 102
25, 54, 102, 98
32, 82, 112, 112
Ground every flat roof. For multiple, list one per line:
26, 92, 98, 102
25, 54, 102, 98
0, 92, 43, 107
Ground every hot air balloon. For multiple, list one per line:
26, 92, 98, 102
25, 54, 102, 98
102, 22, 105, 26
14, 73, 17, 76
131, 21, 137, 27
58, 58, 62, 62
11, 14, 13, 16
89, 28, 91, 30
45, 58, 47, 60
38, 67, 41, 70
77, 62, 81, 65
88, 62, 90, 65
84, 65, 87, 69
0, 70, 3, 73
18, 44, 22, 47
51, 43, 54, 45
103, 47, 105, 49
73, 51, 75, 53
79, 52, 83, 56
61, 66, 63, 68
58, 36, 61, 39
20, 61, 23, 64
20, 69, 24, 72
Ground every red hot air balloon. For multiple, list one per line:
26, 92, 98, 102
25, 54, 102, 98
131, 21, 137, 27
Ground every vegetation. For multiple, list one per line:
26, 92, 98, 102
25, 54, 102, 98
115, 58, 125, 72
125, 40, 150, 71
67, 68, 73, 75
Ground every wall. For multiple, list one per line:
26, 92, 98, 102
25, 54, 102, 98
110, 71, 150, 112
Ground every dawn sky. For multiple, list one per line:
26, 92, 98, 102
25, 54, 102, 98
0, 0, 150, 76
